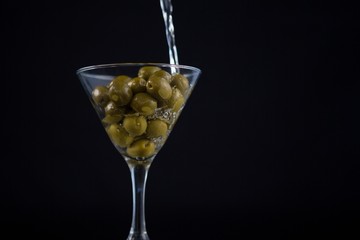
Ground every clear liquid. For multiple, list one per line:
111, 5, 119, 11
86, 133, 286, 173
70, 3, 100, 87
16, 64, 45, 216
160, 0, 179, 66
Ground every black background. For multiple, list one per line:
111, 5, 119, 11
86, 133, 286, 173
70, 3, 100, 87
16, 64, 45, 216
1, 0, 359, 239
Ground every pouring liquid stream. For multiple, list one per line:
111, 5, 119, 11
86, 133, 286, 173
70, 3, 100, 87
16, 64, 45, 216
160, 0, 179, 72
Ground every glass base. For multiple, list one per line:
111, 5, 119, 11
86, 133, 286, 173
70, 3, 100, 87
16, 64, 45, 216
127, 232, 150, 240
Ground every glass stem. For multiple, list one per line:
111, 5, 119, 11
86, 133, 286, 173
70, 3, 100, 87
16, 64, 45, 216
127, 160, 152, 240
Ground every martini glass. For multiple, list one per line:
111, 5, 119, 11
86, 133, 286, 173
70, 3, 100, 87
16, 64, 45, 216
77, 63, 201, 240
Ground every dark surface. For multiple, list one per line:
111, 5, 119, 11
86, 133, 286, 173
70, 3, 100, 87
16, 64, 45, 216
2, 0, 359, 239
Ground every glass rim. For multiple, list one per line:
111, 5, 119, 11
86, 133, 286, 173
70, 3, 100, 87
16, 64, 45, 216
76, 62, 201, 75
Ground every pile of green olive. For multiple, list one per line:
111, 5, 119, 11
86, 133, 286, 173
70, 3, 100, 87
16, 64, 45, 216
91, 66, 190, 159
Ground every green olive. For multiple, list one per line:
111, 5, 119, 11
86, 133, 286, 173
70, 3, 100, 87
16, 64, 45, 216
126, 139, 156, 158
128, 77, 147, 93
92, 86, 110, 107
108, 75, 131, 88
146, 119, 168, 138
138, 66, 161, 80
107, 124, 134, 148
151, 70, 172, 83
130, 93, 158, 116
102, 102, 126, 124
123, 115, 147, 137
105, 101, 125, 116
146, 76, 172, 101
102, 114, 123, 125
166, 88, 185, 112
171, 74, 190, 94
109, 76, 133, 106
